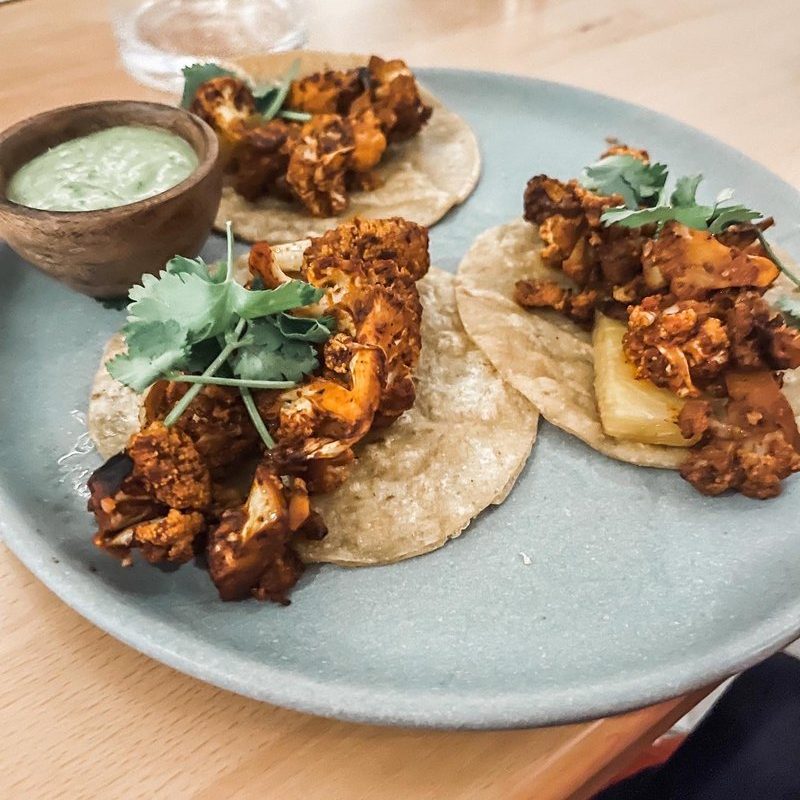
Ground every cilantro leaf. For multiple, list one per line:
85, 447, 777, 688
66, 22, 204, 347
230, 317, 320, 382
125, 271, 322, 345
582, 154, 668, 208
180, 62, 237, 109
670, 174, 702, 207
166, 255, 225, 283
111, 220, 332, 445
181, 338, 224, 373
233, 280, 323, 319
707, 205, 763, 234
601, 171, 765, 234
600, 203, 712, 229
107, 320, 190, 392
777, 294, 800, 328
274, 313, 336, 342
126, 270, 232, 341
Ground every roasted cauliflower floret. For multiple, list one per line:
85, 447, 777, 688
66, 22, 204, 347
538, 214, 584, 271
367, 56, 432, 141
189, 76, 257, 164
285, 114, 355, 216
624, 291, 800, 398
287, 67, 366, 115
88, 453, 165, 558
624, 296, 731, 397
207, 463, 309, 602
145, 384, 260, 475
132, 509, 205, 564
298, 222, 427, 422
128, 422, 212, 510
642, 222, 779, 299
303, 217, 430, 280
514, 279, 598, 325
229, 119, 299, 202
347, 98, 388, 174
678, 371, 800, 498
262, 333, 385, 463
520, 171, 649, 318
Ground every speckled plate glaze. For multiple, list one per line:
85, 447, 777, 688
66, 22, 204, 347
2, 70, 800, 730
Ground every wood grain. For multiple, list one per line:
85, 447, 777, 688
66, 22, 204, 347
2, 0, 794, 796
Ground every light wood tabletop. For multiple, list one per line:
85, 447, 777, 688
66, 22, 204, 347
1, 0, 796, 797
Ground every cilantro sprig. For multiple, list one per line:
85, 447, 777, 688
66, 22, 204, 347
581, 154, 668, 209
107, 222, 334, 447
180, 60, 312, 122
599, 173, 762, 234
583, 155, 800, 291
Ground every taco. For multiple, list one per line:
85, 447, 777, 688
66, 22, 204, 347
87, 218, 538, 602
183, 50, 480, 243
456, 144, 800, 498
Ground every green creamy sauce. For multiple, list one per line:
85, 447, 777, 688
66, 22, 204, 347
6, 125, 199, 212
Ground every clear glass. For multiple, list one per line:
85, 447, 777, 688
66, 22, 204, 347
109, 0, 308, 93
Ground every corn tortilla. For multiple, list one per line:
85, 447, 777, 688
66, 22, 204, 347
88, 267, 539, 565
455, 218, 800, 468
215, 51, 481, 243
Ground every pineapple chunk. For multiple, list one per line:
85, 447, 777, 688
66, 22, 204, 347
593, 314, 696, 447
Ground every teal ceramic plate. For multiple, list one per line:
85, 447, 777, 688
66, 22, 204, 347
2, 70, 800, 729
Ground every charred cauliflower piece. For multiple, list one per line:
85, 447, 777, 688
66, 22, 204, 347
127, 422, 212, 510
624, 290, 800, 398
261, 333, 385, 463
190, 76, 257, 164
514, 279, 598, 325
229, 119, 299, 202
303, 217, 430, 280
520, 171, 650, 316
207, 463, 309, 602
347, 97, 388, 174
642, 222, 779, 298
624, 295, 731, 397
287, 67, 367, 115
144, 384, 260, 474
679, 371, 800, 498
88, 424, 212, 564
300, 219, 428, 422
133, 509, 206, 564
286, 114, 355, 216
367, 56, 432, 142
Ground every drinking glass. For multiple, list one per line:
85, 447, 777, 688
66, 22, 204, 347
109, 0, 308, 93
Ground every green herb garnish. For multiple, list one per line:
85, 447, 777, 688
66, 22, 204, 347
590, 161, 800, 288
107, 222, 333, 446
581, 154, 668, 209
180, 60, 312, 122
600, 176, 762, 233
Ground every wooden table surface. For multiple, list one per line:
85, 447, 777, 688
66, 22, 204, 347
1, 0, 796, 797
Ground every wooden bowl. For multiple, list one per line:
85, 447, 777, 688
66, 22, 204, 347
0, 101, 222, 297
